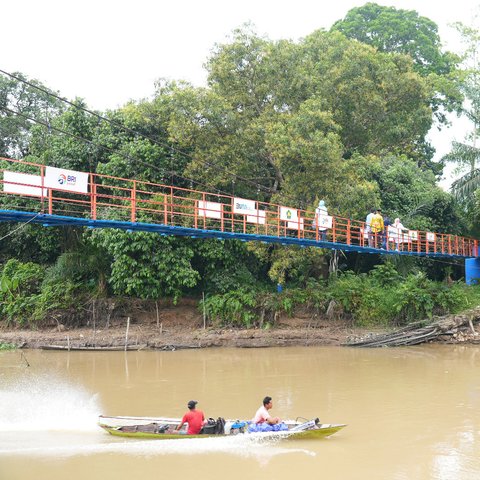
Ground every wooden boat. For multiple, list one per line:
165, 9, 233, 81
98, 414, 346, 440
40, 345, 147, 351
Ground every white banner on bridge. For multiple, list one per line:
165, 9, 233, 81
44, 166, 89, 194
3, 171, 48, 197
387, 226, 408, 243
426, 232, 436, 242
197, 200, 222, 219
287, 218, 304, 230
233, 197, 257, 215
247, 209, 266, 225
316, 214, 333, 229
408, 230, 418, 241
280, 206, 298, 222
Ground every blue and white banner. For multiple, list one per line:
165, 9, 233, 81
44, 166, 89, 194
233, 197, 257, 215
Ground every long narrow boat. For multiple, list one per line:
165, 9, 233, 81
40, 345, 147, 351
98, 414, 346, 440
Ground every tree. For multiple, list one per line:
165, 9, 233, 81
167, 27, 431, 205
331, 2, 463, 169
0, 72, 64, 158
374, 155, 463, 234
331, 3, 458, 77
27, 99, 102, 172
301, 30, 433, 159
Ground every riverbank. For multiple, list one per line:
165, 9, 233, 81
2, 300, 480, 350
0, 316, 366, 349
2, 323, 479, 350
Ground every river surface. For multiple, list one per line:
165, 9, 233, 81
1, 345, 480, 480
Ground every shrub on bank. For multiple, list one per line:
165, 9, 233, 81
200, 270, 480, 328
0, 259, 80, 327
2, 259, 480, 330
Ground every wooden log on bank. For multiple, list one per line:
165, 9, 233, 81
345, 307, 480, 347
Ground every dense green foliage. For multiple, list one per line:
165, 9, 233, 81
0, 4, 478, 329
202, 265, 480, 328
0, 259, 78, 326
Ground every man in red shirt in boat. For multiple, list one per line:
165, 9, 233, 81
252, 396, 281, 425
176, 400, 205, 434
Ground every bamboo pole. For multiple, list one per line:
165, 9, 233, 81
92, 299, 96, 347
125, 317, 130, 351
203, 291, 206, 330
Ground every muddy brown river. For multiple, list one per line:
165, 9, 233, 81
1, 345, 479, 479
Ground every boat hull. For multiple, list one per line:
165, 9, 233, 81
98, 415, 346, 440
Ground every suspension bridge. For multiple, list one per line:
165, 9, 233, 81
0, 157, 479, 283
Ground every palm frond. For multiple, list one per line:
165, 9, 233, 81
450, 168, 480, 201
442, 141, 480, 170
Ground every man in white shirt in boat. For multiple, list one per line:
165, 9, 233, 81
252, 396, 281, 425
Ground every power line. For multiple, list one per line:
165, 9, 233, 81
0, 104, 230, 195
0, 68, 273, 194
0, 212, 41, 241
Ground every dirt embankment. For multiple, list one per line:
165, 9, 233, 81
1, 299, 479, 350
0, 298, 362, 349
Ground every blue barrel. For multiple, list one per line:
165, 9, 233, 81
465, 258, 480, 285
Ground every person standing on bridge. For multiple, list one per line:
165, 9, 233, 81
314, 199, 328, 241
382, 213, 392, 249
365, 208, 375, 247
370, 209, 384, 248
392, 217, 407, 251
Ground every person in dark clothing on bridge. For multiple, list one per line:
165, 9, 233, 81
382, 215, 392, 249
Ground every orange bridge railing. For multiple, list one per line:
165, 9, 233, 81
0, 157, 477, 258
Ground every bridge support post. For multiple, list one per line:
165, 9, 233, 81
465, 257, 480, 285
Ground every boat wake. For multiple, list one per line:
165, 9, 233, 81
0, 373, 315, 461
2, 433, 316, 460
0, 372, 99, 433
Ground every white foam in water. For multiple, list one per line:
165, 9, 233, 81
0, 373, 100, 432
4, 433, 316, 460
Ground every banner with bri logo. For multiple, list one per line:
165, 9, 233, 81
233, 197, 257, 215
44, 166, 89, 194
